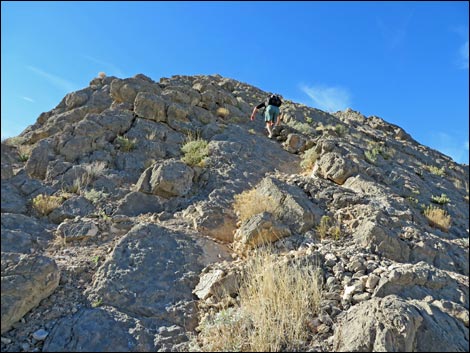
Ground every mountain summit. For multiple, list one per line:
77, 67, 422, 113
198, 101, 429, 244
1, 73, 468, 352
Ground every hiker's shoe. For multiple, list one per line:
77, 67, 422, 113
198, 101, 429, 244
268, 133, 273, 139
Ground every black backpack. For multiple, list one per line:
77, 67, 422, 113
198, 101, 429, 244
267, 94, 282, 107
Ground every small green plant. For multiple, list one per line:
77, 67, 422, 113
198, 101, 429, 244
248, 128, 256, 135
32, 194, 64, 216
97, 209, 112, 221
364, 142, 393, 164
431, 193, 450, 205
181, 139, 209, 166
115, 135, 136, 152
18, 152, 29, 162
407, 196, 419, 206
305, 116, 313, 124
316, 215, 342, 240
84, 189, 107, 204
334, 124, 348, 137
427, 165, 445, 177
300, 147, 318, 171
91, 298, 103, 308
92, 255, 100, 265
364, 149, 379, 164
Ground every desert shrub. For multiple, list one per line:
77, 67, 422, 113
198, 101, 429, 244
427, 165, 445, 177
334, 124, 348, 137
431, 193, 450, 205
84, 189, 107, 204
423, 205, 451, 232
216, 107, 230, 118
233, 188, 277, 223
316, 215, 342, 240
300, 147, 318, 171
181, 138, 209, 166
364, 142, 394, 164
32, 194, 64, 216
115, 135, 136, 152
195, 249, 322, 352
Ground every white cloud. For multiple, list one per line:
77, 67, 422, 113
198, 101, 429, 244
459, 40, 469, 69
21, 96, 35, 103
26, 66, 77, 92
300, 84, 351, 113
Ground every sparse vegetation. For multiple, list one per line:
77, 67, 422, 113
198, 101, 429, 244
316, 215, 342, 240
16, 144, 32, 162
115, 135, 136, 152
181, 138, 209, 166
364, 142, 394, 164
91, 298, 103, 308
63, 177, 84, 195
423, 205, 451, 232
334, 124, 348, 137
195, 248, 322, 352
84, 189, 107, 204
431, 193, 450, 205
32, 194, 64, 216
216, 107, 230, 118
427, 165, 445, 177
83, 161, 107, 181
300, 147, 318, 171
248, 128, 256, 135
407, 196, 419, 206
289, 121, 315, 135
233, 188, 277, 223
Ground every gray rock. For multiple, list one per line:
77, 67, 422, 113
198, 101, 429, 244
113, 191, 164, 217
1, 253, 60, 334
333, 295, 468, 352
234, 211, 292, 250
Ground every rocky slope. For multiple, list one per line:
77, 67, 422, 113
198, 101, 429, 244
1, 73, 468, 352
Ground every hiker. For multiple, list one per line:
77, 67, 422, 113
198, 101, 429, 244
250, 94, 283, 138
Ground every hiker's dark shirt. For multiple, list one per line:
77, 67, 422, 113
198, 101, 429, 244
256, 101, 267, 109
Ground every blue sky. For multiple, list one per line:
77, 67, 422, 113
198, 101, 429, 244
2, 1, 469, 164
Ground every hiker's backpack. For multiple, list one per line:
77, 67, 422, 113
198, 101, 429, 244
267, 94, 282, 107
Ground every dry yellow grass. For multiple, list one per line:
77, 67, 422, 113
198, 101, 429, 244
424, 205, 451, 232
216, 107, 230, 118
233, 188, 277, 223
32, 194, 64, 216
195, 248, 322, 352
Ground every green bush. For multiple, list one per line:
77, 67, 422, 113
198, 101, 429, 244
115, 135, 136, 152
181, 139, 209, 166
431, 193, 450, 205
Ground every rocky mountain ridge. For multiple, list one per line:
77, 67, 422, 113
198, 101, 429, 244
1, 73, 468, 352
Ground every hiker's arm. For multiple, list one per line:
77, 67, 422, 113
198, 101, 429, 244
250, 107, 258, 121
250, 102, 265, 120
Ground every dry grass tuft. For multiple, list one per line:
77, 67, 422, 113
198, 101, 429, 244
196, 248, 322, 351
233, 188, 277, 223
424, 205, 451, 232
216, 107, 230, 118
32, 194, 64, 216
